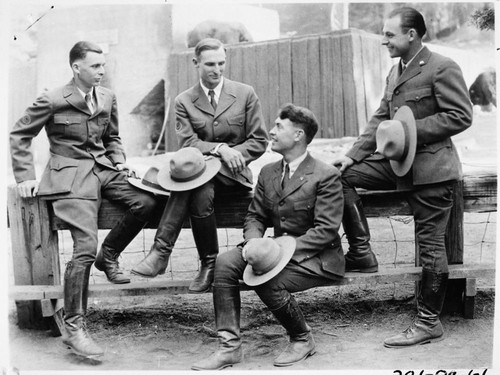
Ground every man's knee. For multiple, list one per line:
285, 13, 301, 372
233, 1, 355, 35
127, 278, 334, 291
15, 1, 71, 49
129, 192, 158, 219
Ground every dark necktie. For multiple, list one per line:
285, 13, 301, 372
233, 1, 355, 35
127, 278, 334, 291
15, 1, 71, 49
208, 89, 217, 110
85, 93, 94, 114
282, 163, 290, 190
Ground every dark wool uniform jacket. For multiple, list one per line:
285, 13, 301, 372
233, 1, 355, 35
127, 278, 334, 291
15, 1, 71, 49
346, 47, 472, 187
10, 79, 125, 199
244, 153, 345, 279
174, 78, 269, 187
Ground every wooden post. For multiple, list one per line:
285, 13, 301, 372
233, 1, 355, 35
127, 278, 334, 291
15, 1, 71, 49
7, 185, 61, 330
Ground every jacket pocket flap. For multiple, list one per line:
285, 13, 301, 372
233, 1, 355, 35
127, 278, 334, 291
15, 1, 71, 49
54, 114, 81, 125
294, 198, 315, 211
228, 115, 245, 126
404, 87, 432, 102
192, 120, 206, 129
98, 117, 110, 126
49, 155, 79, 171
417, 139, 451, 154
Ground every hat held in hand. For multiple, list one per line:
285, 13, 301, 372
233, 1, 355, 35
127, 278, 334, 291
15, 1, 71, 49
243, 236, 296, 286
128, 166, 170, 196
376, 105, 417, 177
157, 147, 221, 191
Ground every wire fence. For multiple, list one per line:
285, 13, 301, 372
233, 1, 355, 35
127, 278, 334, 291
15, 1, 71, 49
56, 212, 496, 289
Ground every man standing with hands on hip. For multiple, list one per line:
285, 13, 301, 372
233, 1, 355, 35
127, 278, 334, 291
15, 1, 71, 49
334, 7, 472, 348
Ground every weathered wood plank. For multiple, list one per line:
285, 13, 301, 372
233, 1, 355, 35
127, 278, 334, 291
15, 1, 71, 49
9, 264, 494, 301
46, 172, 494, 231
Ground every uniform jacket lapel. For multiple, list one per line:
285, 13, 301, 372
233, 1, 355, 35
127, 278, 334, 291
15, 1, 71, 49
215, 80, 236, 119
92, 87, 105, 118
192, 83, 215, 116
395, 47, 430, 89
280, 154, 314, 200
63, 80, 92, 116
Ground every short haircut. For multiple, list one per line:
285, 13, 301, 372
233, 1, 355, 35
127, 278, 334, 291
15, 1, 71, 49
278, 103, 319, 144
388, 7, 427, 38
69, 41, 103, 66
194, 38, 225, 60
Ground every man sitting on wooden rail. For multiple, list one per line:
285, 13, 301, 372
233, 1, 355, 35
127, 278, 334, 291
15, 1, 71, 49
9, 41, 158, 358
131, 38, 269, 293
334, 7, 472, 348
192, 104, 345, 370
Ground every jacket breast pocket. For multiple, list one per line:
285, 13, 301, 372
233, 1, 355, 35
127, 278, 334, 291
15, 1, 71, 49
227, 115, 245, 139
404, 87, 434, 118
293, 197, 316, 223
38, 155, 79, 196
191, 119, 208, 139
53, 114, 82, 139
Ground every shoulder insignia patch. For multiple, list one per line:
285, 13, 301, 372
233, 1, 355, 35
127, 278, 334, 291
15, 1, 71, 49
21, 114, 31, 125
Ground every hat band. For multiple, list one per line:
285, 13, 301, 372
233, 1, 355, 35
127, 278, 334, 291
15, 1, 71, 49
141, 179, 166, 191
399, 121, 410, 159
171, 164, 207, 183
254, 247, 283, 275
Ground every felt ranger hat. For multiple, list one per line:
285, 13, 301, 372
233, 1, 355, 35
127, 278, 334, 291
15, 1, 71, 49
128, 166, 170, 196
376, 105, 417, 177
157, 147, 221, 191
243, 236, 296, 286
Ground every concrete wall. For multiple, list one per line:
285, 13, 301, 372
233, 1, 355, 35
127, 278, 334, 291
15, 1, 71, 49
32, 4, 172, 159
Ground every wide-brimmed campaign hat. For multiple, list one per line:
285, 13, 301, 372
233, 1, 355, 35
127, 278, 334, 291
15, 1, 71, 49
128, 166, 170, 196
376, 105, 417, 177
157, 147, 221, 191
243, 236, 296, 286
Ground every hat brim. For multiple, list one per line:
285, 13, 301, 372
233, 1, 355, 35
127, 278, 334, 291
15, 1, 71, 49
389, 106, 417, 177
128, 177, 171, 196
243, 236, 296, 286
157, 155, 221, 191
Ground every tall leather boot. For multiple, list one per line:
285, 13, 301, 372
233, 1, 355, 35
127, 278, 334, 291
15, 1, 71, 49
62, 261, 104, 357
271, 296, 316, 367
131, 192, 189, 278
343, 197, 378, 273
384, 270, 448, 348
188, 213, 219, 293
191, 286, 243, 370
95, 212, 147, 284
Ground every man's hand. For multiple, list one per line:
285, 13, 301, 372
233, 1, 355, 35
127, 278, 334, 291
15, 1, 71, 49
241, 238, 257, 261
218, 144, 246, 176
333, 156, 354, 174
17, 180, 39, 198
116, 163, 138, 178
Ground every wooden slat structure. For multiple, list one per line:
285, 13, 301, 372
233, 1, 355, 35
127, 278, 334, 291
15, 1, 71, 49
6, 167, 496, 335
9, 264, 494, 301
164, 29, 392, 151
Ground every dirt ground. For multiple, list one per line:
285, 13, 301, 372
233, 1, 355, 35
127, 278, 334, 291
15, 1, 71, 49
5, 109, 498, 373
6, 209, 497, 373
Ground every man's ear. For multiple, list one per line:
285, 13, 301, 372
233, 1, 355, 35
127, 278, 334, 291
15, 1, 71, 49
294, 129, 305, 142
71, 62, 80, 75
408, 28, 416, 42
192, 57, 199, 67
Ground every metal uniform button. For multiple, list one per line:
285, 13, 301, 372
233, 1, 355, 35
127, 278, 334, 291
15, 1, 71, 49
279, 201, 284, 206
214, 121, 218, 126
281, 216, 286, 221
394, 90, 400, 95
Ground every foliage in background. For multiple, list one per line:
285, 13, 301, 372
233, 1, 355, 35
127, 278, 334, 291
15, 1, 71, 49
470, 7, 495, 31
